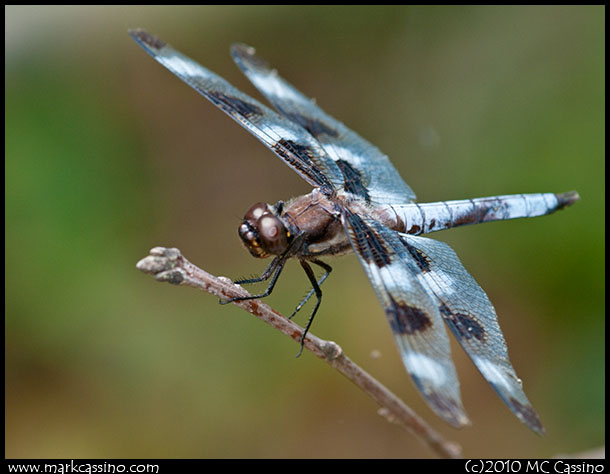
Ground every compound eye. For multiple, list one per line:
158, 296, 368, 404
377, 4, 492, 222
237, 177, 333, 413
238, 221, 267, 258
244, 202, 269, 222
258, 215, 288, 254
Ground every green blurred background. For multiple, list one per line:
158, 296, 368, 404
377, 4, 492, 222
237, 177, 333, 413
5, 5, 604, 458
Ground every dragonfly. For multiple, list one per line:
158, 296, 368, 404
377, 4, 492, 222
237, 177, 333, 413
130, 29, 579, 434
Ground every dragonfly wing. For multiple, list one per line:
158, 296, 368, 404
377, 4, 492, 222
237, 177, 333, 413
398, 233, 545, 434
231, 43, 417, 205
342, 209, 469, 427
130, 29, 344, 191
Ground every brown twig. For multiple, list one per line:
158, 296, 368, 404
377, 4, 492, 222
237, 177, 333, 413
136, 246, 462, 459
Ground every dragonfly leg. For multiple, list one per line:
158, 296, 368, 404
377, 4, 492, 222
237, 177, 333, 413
219, 257, 285, 304
289, 259, 332, 320
233, 256, 281, 285
221, 232, 307, 305
294, 259, 327, 358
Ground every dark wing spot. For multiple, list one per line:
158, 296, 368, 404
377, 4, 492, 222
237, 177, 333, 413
402, 241, 430, 273
281, 110, 339, 138
336, 159, 370, 202
206, 90, 262, 118
425, 391, 468, 428
271, 139, 333, 188
439, 303, 486, 341
453, 313, 486, 341
387, 295, 432, 335
508, 397, 545, 435
272, 139, 313, 165
131, 29, 166, 50
345, 211, 391, 268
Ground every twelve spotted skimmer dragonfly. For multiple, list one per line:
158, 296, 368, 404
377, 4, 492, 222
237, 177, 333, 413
130, 29, 578, 434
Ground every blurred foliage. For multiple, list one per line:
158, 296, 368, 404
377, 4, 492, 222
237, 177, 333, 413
5, 5, 604, 458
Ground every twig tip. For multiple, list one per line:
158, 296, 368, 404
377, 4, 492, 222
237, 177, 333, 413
136, 247, 183, 275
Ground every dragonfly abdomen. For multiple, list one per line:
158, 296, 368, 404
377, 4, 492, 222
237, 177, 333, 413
386, 191, 579, 235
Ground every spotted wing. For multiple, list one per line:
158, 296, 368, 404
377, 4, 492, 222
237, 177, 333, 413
130, 29, 343, 191
342, 209, 469, 428
397, 233, 545, 434
231, 43, 417, 205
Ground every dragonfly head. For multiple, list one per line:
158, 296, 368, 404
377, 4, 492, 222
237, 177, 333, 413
238, 202, 290, 258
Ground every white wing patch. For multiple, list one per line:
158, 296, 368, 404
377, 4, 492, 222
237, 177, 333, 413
162, 53, 206, 79
473, 356, 520, 393
402, 352, 449, 385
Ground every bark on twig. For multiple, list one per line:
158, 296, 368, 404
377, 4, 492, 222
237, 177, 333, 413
136, 246, 461, 459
